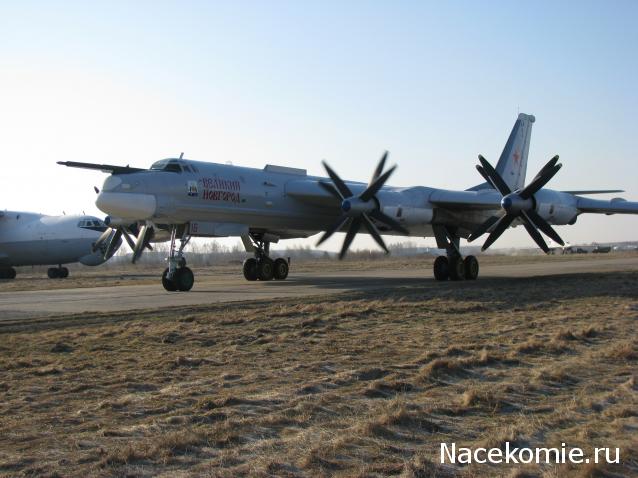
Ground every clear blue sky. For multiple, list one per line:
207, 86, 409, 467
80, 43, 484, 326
1, 1, 636, 250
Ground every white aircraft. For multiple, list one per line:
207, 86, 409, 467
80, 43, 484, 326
0, 212, 121, 279
59, 113, 638, 291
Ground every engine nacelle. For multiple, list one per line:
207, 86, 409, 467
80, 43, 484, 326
534, 191, 579, 225
382, 206, 433, 226
536, 203, 578, 225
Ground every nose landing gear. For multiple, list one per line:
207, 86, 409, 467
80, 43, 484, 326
161, 225, 194, 292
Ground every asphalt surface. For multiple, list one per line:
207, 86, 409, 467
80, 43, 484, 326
1, 257, 637, 321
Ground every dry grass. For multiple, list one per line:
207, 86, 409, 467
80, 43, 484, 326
0, 265, 637, 476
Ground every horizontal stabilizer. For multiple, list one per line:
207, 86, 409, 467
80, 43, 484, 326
563, 190, 624, 195
57, 161, 146, 175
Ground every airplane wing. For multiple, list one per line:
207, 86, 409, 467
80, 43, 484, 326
575, 196, 638, 214
428, 189, 502, 210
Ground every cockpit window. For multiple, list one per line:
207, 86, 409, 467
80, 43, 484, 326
150, 159, 182, 173
78, 218, 107, 231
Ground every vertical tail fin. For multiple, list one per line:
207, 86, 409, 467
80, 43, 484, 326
495, 113, 534, 191
468, 113, 535, 192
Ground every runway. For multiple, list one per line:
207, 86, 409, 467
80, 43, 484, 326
1, 256, 637, 321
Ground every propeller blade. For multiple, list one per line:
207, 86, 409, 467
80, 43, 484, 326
362, 213, 389, 254
529, 155, 560, 184
93, 228, 113, 252
520, 163, 562, 199
481, 214, 516, 251
478, 155, 511, 196
316, 216, 350, 246
476, 165, 498, 190
523, 210, 564, 245
368, 209, 410, 235
104, 228, 122, 260
360, 164, 396, 202
120, 227, 136, 250
467, 215, 500, 242
322, 161, 353, 199
370, 151, 388, 184
339, 217, 362, 260
318, 181, 343, 200
131, 224, 149, 264
520, 215, 550, 253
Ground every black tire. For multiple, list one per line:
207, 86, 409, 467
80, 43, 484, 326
162, 268, 178, 291
47, 268, 59, 279
257, 258, 274, 281
243, 258, 258, 281
448, 256, 465, 281
175, 267, 194, 291
433, 256, 449, 281
0, 268, 16, 279
60, 267, 69, 279
273, 258, 289, 280
464, 255, 479, 280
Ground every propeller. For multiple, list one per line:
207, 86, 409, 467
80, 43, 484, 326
316, 151, 409, 259
468, 154, 565, 253
92, 219, 152, 261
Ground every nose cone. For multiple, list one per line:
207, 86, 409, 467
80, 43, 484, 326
501, 196, 513, 211
96, 192, 157, 220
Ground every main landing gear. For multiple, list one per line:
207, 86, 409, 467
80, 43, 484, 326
161, 225, 195, 292
0, 267, 17, 280
47, 266, 69, 279
432, 226, 479, 281
242, 234, 289, 281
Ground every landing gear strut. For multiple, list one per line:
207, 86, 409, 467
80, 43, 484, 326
242, 234, 289, 281
47, 266, 69, 279
432, 226, 479, 281
161, 225, 194, 292
0, 267, 17, 280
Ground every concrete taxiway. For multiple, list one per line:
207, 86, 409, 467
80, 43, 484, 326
0, 256, 637, 321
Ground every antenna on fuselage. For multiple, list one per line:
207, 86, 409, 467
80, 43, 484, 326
179, 152, 184, 159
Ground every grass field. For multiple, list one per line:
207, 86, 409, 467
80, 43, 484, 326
0, 261, 637, 476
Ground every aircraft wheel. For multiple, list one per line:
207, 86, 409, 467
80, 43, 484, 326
448, 256, 465, 281
464, 255, 479, 280
257, 258, 274, 281
243, 258, 258, 281
175, 267, 194, 291
162, 268, 178, 291
59, 267, 69, 279
0, 268, 16, 279
47, 267, 60, 279
273, 258, 289, 280
433, 256, 449, 281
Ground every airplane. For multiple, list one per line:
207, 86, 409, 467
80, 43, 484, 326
58, 113, 638, 291
0, 211, 121, 279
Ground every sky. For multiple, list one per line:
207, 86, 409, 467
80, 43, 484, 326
1, 1, 637, 252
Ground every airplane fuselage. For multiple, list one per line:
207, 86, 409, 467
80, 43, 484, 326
95, 159, 580, 241
0, 212, 113, 267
